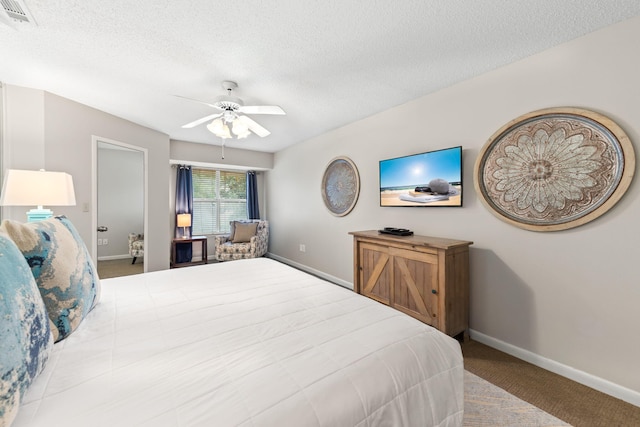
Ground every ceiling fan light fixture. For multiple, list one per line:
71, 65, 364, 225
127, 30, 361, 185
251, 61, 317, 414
206, 118, 233, 139
232, 118, 249, 136
236, 130, 250, 139
219, 124, 232, 139
206, 118, 224, 134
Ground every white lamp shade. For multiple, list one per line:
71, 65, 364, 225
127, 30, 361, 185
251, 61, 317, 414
206, 118, 224, 134
177, 213, 192, 227
0, 169, 76, 206
219, 124, 232, 139
232, 118, 249, 135
207, 117, 252, 140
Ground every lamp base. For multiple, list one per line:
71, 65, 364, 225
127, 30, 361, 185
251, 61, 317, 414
26, 207, 53, 222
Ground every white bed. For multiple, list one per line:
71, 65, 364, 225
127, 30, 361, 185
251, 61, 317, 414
14, 258, 463, 427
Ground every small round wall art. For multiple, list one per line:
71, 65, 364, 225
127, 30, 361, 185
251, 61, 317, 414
474, 107, 635, 231
321, 156, 360, 216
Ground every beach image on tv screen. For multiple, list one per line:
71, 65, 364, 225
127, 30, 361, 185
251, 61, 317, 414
380, 146, 462, 207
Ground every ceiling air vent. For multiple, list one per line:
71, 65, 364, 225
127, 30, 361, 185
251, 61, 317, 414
0, 0, 36, 25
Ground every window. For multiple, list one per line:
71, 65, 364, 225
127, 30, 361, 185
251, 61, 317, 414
192, 168, 247, 235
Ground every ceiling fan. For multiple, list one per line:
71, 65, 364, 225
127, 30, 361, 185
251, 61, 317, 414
179, 81, 285, 139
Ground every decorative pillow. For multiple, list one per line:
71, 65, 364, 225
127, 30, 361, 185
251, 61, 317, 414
0, 216, 100, 342
228, 220, 242, 241
231, 222, 258, 243
0, 232, 53, 427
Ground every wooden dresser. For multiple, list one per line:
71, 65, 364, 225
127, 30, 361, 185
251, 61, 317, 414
349, 230, 473, 337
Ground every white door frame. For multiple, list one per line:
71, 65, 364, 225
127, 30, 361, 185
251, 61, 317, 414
91, 135, 149, 272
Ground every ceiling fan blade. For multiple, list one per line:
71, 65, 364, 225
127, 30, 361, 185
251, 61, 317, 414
237, 105, 286, 115
174, 95, 222, 110
238, 115, 271, 137
181, 113, 222, 129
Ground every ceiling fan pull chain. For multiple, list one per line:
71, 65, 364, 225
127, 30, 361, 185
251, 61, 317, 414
221, 140, 225, 159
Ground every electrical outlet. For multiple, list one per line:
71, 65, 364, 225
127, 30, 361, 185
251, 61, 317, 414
103, 238, 108, 245
299, 244, 306, 252
97, 239, 103, 246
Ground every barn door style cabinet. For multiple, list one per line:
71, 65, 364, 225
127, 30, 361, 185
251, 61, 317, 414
349, 230, 473, 338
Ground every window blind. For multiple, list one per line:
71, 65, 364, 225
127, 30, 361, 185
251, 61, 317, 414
192, 168, 247, 235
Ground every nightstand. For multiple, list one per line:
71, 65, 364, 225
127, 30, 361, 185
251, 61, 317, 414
171, 235, 208, 268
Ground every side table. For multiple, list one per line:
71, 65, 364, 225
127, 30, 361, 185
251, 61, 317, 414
171, 235, 208, 268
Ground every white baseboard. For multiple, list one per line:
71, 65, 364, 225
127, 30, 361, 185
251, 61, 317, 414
469, 329, 640, 407
266, 253, 353, 290
97, 254, 132, 261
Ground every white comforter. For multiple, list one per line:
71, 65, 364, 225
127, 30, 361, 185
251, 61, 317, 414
15, 258, 463, 427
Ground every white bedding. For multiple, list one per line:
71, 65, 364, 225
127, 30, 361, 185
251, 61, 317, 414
14, 258, 463, 427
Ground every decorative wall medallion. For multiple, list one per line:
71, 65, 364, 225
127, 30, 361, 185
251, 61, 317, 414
474, 107, 635, 231
321, 156, 360, 216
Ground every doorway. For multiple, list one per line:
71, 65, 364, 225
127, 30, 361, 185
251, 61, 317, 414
92, 136, 148, 278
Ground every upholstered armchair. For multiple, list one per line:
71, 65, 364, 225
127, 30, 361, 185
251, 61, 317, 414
128, 233, 144, 264
214, 220, 269, 261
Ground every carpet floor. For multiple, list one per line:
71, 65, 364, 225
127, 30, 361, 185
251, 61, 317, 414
464, 370, 570, 426
462, 339, 640, 427
97, 258, 144, 279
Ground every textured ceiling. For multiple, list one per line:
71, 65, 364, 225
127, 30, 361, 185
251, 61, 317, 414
2, 1, 640, 153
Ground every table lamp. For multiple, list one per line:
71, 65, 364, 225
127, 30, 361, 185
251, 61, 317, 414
0, 169, 76, 222
177, 213, 192, 238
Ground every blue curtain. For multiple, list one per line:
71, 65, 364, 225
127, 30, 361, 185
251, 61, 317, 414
175, 165, 193, 263
247, 171, 260, 219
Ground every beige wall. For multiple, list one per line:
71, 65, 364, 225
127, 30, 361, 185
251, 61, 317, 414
2, 86, 171, 272
170, 139, 274, 170
266, 16, 640, 405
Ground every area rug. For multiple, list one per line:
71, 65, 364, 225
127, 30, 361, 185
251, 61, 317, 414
464, 370, 572, 426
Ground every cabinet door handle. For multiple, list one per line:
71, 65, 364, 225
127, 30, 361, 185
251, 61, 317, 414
431, 289, 438, 294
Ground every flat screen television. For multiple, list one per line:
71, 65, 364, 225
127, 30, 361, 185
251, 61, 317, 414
379, 146, 463, 207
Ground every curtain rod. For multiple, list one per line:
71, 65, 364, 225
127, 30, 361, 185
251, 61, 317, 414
169, 159, 267, 170
170, 163, 261, 174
